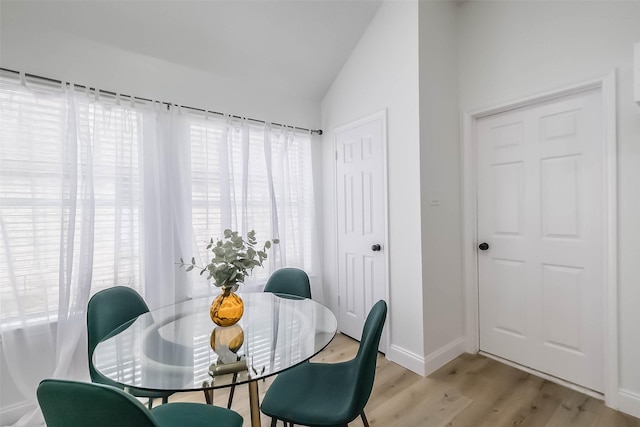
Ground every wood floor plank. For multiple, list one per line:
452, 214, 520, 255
546, 392, 602, 427
369, 386, 472, 427
168, 333, 640, 427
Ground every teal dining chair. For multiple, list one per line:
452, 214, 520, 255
87, 286, 172, 408
260, 300, 387, 427
37, 379, 243, 427
263, 268, 312, 299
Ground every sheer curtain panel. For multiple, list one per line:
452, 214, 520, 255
0, 75, 144, 426
188, 116, 319, 297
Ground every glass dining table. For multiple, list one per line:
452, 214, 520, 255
93, 292, 337, 427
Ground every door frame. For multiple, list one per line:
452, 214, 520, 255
461, 72, 618, 406
333, 110, 390, 354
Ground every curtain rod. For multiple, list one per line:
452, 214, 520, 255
0, 67, 323, 136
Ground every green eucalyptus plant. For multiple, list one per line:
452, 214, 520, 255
179, 229, 279, 290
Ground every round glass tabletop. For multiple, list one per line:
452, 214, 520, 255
93, 292, 337, 393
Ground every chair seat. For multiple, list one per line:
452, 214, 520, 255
261, 361, 359, 426
152, 402, 243, 427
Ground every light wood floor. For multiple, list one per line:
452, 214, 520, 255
170, 333, 640, 427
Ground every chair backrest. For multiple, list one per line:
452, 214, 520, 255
37, 379, 158, 427
87, 286, 150, 382
353, 300, 387, 415
263, 268, 312, 299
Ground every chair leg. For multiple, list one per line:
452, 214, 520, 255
203, 387, 213, 405
269, 418, 292, 427
361, 411, 370, 427
161, 396, 168, 404
202, 380, 214, 405
227, 372, 238, 409
147, 398, 153, 409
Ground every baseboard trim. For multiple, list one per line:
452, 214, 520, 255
387, 337, 466, 378
387, 345, 427, 376
0, 400, 33, 426
424, 337, 467, 376
618, 388, 640, 418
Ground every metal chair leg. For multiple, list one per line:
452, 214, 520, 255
161, 396, 168, 404
270, 419, 292, 427
147, 398, 153, 409
227, 372, 238, 409
202, 381, 213, 405
361, 411, 370, 427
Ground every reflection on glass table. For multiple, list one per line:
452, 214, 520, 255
93, 292, 337, 427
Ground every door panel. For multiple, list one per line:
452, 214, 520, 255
477, 89, 604, 392
336, 117, 387, 351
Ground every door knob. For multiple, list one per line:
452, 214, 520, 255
478, 242, 489, 251
371, 244, 381, 252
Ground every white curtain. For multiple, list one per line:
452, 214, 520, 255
0, 73, 319, 426
140, 104, 194, 310
188, 115, 319, 297
0, 77, 143, 426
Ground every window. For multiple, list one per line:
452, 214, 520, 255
0, 72, 317, 322
0, 75, 143, 324
189, 115, 315, 294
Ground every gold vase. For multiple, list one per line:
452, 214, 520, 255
210, 287, 244, 326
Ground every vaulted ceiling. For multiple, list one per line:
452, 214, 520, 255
1, 0, 382, 102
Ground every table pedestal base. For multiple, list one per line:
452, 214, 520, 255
248, 380, 261, 427
203, 380, 261, 427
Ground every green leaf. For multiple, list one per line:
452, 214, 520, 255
213, 247, 224, 257
273, 238, 280, 244
184, 229, 278, 290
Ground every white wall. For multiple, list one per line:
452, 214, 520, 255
0, 17, 320, 129
458, 0, 640, 416
321, 1, 425, 372
418, 1, 465, 373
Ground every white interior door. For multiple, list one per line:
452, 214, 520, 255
477, 88, 604, 392
335, 115, 388, 351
